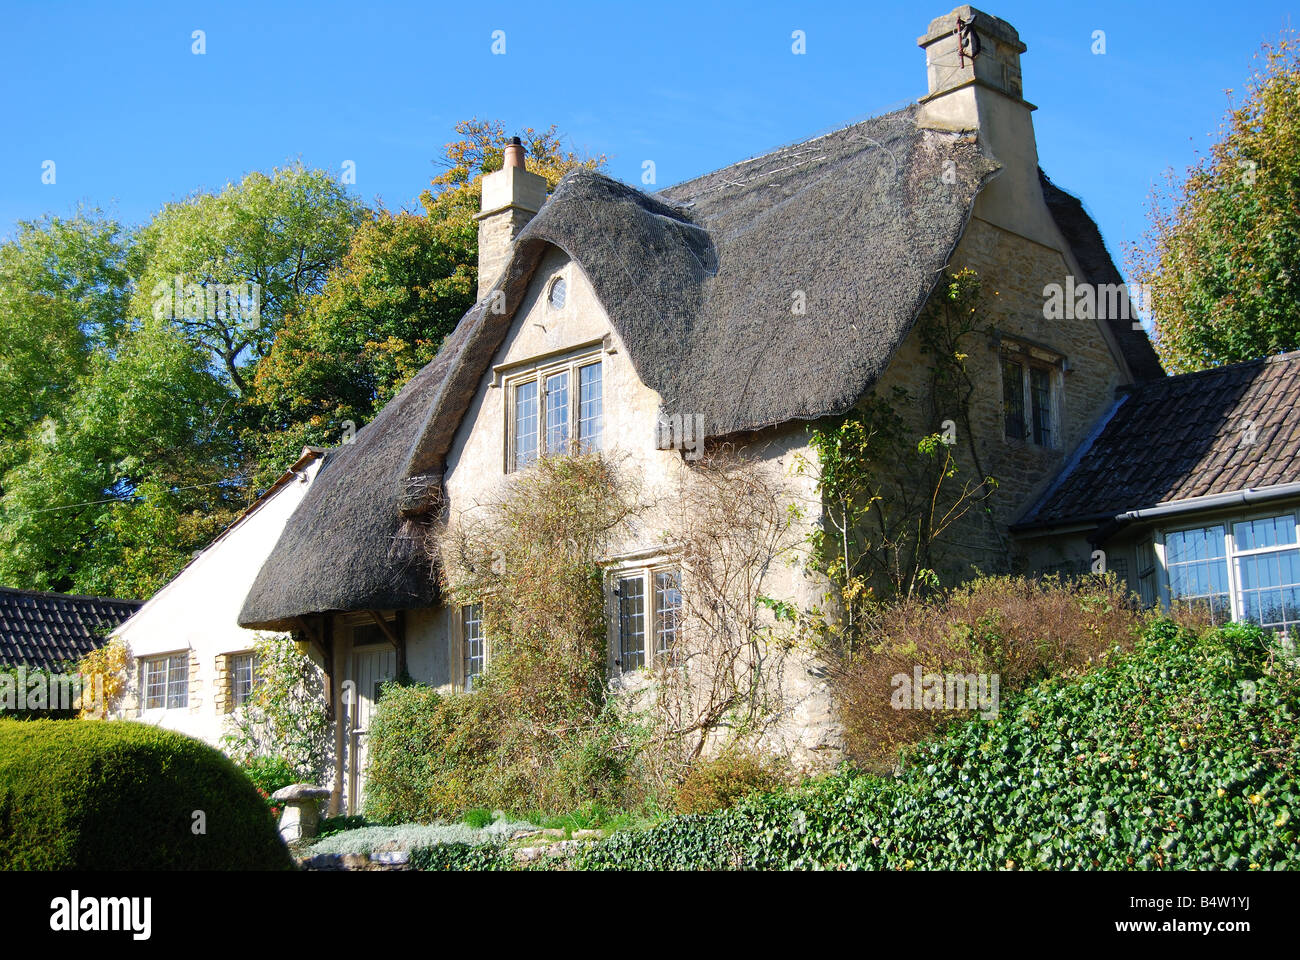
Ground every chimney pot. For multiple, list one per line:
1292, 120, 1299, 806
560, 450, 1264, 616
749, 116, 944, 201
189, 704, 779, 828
503, 136, 525, 170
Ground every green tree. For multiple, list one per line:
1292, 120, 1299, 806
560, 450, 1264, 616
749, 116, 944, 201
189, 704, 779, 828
0, 317, 237, 596
1133, 34, 1300, 372
132, 164, 369, 395
0, 209, 134, 455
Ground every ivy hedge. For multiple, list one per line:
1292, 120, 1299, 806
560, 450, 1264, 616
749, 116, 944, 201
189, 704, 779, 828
411, 619, 1298, 870
0, 719, 294, 870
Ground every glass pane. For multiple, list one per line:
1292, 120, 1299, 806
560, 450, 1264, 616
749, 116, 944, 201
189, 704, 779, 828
654, 570, 682, 657
545, 372, 569, 455
1237, 546, 1300, 633
462, 603, 485, 690
618, 576, 645, 670
145, 659, 166, 710
232, 654, 255, 708
1030, 366, 1052, 447
1002, 358, 1024, 440
514, 380, 538, 468
1167, 524, 1230, 624
167, 653, 189, 709
1166, 526, 1225, 565
1234, 514, 1297, 551
578, 363, 602, 452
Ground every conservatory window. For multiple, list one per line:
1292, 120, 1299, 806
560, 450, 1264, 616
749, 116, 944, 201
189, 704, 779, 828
1231, 514, 1300, 633
1164, 524, 1231, 621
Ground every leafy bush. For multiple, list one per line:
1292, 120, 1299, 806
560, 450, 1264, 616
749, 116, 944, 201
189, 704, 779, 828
674, 750, 786, 815
832, 573, 1146, 763
577, 620, 1300, 870
410, 842, 514, 871
363, 683, 501, 822
317, 814, 368, 838
462, 808, 493, 829
222, 635, 331, 783
241, 754, 298, 818
75, 638, 129, 719
0, 719, 293, 870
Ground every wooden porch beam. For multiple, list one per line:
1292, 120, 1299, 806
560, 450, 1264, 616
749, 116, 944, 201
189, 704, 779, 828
366, 609, 407, 678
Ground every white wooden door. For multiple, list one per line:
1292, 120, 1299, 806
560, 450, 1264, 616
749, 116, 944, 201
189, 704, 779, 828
347, 647, 396, 815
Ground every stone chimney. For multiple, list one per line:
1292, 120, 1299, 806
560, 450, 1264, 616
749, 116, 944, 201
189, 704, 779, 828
917, 6, 1058, 247
474, 136, 548, 299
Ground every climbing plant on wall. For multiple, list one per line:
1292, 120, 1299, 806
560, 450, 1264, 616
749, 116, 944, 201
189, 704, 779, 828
797, 269, 999, 652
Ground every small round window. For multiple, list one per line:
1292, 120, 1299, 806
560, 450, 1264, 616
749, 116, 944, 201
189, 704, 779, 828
548, 275, 567, 310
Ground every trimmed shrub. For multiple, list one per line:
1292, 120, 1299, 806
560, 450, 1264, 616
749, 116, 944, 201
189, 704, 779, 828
364, 678, 638, 823
363, 683, 501, 822
577, 620, 1300, 870
0, 720, 294, 870
831, 573, 1146, 763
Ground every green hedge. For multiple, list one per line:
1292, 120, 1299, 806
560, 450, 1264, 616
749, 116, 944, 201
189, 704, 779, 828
0, 720, 294, 870
363, 683, 500, 822
572, 620, 1299, 870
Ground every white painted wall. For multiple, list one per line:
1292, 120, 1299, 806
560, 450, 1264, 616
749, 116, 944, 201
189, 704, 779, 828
112, 453, 324, 745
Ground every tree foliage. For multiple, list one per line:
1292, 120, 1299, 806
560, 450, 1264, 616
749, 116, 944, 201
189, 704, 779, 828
0, 120, 598, 596
132, 164, 368, 395
1133, 34, 1300, 372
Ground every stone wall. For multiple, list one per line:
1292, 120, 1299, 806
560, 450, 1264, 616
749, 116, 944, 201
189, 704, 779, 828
869, 215, 1128, 580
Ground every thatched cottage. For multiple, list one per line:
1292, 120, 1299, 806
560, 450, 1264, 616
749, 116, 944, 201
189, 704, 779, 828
113, 6, 1300, 813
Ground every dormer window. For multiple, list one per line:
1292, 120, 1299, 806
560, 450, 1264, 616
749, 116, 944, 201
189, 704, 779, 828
999, 340, 1063, 449
506, 351, 602, 471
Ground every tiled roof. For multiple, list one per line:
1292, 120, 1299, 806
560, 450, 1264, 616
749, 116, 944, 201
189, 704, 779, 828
1020, 352, 1300, 528
0, 587, 142, 671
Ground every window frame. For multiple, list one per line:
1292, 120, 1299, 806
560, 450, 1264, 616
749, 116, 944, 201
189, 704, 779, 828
504, 351, 603, 473
606, 561, 683, 676
999, 342, 1063, 450
141, 651, 189, 712
229, 651, 258, 711
1156, 506, 1300, 631
460, 602, 487, 692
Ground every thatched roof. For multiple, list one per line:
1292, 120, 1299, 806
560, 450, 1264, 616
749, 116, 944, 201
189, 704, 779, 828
240, 105, 1156, 626
1039, 170, 1164, 383
238, 326, 473, 629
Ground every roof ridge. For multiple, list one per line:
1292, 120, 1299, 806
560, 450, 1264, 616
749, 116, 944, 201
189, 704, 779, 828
656, 104, 917, 201
1123, 351, 1300, 392
0, 585, 142, 605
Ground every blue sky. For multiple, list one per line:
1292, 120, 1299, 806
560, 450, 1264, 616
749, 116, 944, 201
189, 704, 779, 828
1, 0, 1294, 273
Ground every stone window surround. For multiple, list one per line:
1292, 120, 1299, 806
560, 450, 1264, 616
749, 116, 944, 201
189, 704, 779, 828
604, 551, 684, 678
996, 334, 1066, 450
